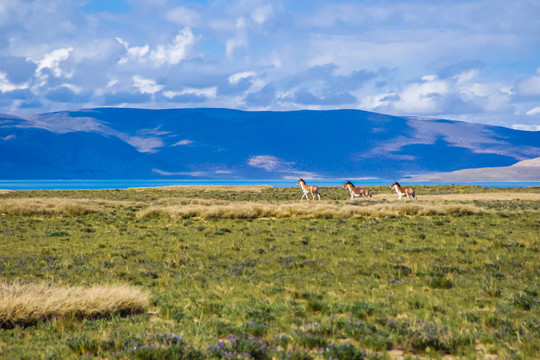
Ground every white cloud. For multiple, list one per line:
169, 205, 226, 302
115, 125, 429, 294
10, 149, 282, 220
132, 75, 163, 94
166, 6, 201, 27
246, 155, 317, 177
360, 68, 517, 119
483, 91, 511, 112
117, 28, 197, 66
116, 38, 149, 64
512, 124, 540, 131
60, 83, 82, 94
526, 106, 540, 116
421, 75, 437, 81
172, 139, 193, 146
0, 0, 539, 129
359, 92, 394, 110
248, 155, 286, 171
453, 69, 478, 86
393, 76, 450, 114
182, 87, 217, 98
228, 71, 256, 85
163, 86, 217, 99
150, 28, 197, 65
516, 68, 540, 96
35, 47, 73, 78
153, 169, 208, 176
226, 18, 248, 58
0, 72, 29, 93
250, 4, 273, 24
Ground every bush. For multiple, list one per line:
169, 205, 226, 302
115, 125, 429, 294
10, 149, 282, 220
512, 293, 536, 311
428, 277, 453, 289
402, 321, 474, 354
130, 345, 187, 360
350, 301, 377, 319
296, 333, 329, 349
323, 343, 365, 360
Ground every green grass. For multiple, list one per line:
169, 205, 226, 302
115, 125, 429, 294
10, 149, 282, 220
0, 185, 539, 359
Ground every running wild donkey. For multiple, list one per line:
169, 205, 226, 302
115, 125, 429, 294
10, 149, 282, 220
343, 181, 371, 200
296, 179, 321, 201
389, 181, 416, 200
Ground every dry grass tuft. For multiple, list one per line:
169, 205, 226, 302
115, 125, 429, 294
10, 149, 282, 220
138, 201, 483, 219
417, 193, 540, 201
133, 185, 273, 192
0, 198, 124, 216
0, 282, 150, 328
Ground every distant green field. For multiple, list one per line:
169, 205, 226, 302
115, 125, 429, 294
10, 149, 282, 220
0, 185, 539, 359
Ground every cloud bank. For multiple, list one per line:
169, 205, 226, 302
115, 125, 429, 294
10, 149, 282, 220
0, 0, 539, 129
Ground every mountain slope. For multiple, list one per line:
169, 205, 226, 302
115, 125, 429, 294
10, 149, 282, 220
1, 108, 539, 180
408, 157, 540, 182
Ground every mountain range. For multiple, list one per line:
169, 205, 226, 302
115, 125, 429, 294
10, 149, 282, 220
1, 108, 539, 181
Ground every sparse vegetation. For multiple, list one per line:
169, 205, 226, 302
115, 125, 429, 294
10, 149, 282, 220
0, 185, 538, 359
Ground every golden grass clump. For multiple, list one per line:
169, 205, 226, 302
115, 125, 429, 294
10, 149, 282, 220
0, 282, 150, 328
133, 185, 273, 192
138, 201, 483, 219
0, 198, 120, 216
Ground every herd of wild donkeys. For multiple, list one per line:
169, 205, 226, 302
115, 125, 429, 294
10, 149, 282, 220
296, 179, 417, 201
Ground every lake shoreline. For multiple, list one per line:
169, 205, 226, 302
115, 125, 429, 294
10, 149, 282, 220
1, 178, 540, 191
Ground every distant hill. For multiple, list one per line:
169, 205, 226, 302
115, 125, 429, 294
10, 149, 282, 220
408, 157, 540, 182
1, 108, 539, 180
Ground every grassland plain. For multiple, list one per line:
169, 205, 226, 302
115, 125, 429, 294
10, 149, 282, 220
0, 185, 538, 359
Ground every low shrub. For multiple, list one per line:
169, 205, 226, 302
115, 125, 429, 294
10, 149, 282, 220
428, 277, 453, 289
323, 343, 365, 359
512, 293, 536, 311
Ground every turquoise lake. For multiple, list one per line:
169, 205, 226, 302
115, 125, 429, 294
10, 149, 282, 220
1, 179, 539, 190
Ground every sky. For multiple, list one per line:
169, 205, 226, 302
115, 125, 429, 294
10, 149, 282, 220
1, 0, 540, 130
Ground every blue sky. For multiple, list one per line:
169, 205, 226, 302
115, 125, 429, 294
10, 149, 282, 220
1, 0, 539, 130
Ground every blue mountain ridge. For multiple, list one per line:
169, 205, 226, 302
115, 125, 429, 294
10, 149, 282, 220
1, 108, 539, 180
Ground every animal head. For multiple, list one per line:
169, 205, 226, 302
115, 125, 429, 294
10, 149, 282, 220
343, 180, 353, 189
296, 179, 304, 186
389, 181, 400, 189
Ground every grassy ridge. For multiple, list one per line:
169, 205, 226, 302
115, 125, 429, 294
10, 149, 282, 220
0, 185, 538, 359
